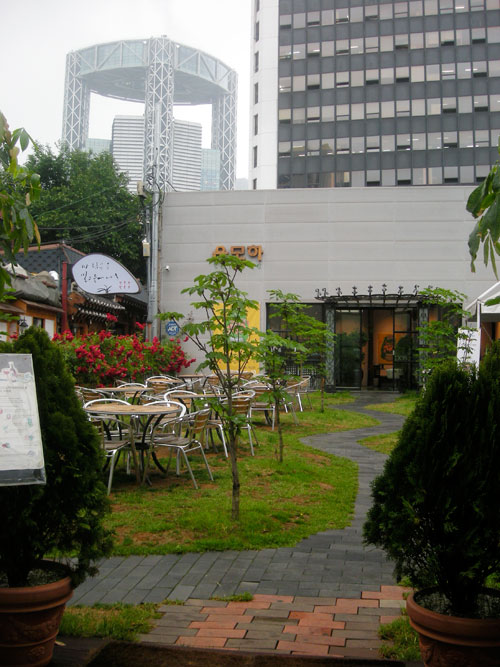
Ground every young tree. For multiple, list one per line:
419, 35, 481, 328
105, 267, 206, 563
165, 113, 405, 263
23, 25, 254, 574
158, 254, 260, 520
26, 145, 145, 279
0, 112, 41, 302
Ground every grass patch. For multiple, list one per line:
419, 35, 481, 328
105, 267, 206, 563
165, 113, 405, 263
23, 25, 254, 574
59, 603, 161, 641
378, 612, 421, 662
359, 431, 400, 455
105, 392, 377, 555
210, 592, 254, 602
365, 392, 418, 417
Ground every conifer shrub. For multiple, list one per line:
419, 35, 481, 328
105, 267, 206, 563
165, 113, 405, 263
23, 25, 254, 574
364, 345, 500, 616
0, 327, 113, 587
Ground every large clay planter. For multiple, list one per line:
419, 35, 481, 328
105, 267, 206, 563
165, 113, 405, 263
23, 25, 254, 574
0, 565, 73, 667
407, 590, 500, 667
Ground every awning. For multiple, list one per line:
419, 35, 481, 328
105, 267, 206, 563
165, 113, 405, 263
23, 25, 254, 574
466, 282, 500, 323
0, 302, 25, 316
23, 299, 64, 314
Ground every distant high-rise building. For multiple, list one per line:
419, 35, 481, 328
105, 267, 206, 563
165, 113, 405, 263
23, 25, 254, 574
111, 116, 144, 193
250, 0, 500, 189
172, 120, 202, 191
85, 138, 111, 154
62, 36, 236, 190
201, 149, 221, 190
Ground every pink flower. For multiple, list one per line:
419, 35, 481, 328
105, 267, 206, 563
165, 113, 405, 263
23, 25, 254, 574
106, 313, 118, 323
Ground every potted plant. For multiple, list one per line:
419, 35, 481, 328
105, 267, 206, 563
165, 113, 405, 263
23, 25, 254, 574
363, 345, 500, 666
0, 327, 113, 666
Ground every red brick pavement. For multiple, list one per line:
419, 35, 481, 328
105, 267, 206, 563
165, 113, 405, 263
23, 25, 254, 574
139, 585, 412, 659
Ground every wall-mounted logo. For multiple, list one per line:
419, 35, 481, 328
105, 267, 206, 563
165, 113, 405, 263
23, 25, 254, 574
72, 254, 140, 294
212, 245, 263, 261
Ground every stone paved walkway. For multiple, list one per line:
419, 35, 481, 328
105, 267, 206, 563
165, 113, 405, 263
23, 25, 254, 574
71, 392, 416, 661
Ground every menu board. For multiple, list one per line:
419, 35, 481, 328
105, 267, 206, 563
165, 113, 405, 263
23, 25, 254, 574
0, 354, 46, 486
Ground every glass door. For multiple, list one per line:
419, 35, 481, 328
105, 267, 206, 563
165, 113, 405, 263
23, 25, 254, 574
335, 310, 363, 389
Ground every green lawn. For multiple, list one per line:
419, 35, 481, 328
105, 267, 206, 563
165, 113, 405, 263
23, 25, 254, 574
359, 431, 400, 455
105, 392, 378, 554
364, 392, 419, 417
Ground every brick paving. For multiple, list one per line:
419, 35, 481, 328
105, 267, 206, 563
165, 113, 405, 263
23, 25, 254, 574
71, 392, 418, 661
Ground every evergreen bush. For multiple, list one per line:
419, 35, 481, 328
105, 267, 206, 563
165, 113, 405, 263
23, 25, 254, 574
0, 327, 113, 587
364, 344, 500, 616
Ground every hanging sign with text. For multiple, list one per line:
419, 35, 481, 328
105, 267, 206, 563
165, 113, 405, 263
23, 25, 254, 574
72, 253, 140, 294
0, 354, 46, 486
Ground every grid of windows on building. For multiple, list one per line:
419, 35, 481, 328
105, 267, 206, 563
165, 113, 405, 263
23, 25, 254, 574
272, 0, 500, 187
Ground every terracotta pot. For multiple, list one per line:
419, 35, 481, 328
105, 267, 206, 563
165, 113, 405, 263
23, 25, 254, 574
0, 564, 73, 667
407, 589, 500, 667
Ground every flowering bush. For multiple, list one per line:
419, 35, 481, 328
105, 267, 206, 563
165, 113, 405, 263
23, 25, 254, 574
53, 328, 195, 387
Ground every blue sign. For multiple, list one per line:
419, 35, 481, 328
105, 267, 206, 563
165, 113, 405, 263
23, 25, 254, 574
165, 320, 180, 337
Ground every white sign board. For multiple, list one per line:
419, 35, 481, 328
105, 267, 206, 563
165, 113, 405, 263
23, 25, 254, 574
0, 354, 46, 486
457, 328, 481, 367
72, 253, 140, 295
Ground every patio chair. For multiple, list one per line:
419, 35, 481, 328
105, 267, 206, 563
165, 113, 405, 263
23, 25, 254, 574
75, 386, 106, 405
232, 393, 259, 456
163, 389, 202, 413
150, 408, 214, 489
145, 376, 186, 400
245, 382, 276, 429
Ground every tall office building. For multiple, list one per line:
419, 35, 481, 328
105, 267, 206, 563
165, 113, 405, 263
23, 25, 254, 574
250, 0, 500, 189
201, 149, 221, 190
112, 116, 144, 193
172, 120, 203, 191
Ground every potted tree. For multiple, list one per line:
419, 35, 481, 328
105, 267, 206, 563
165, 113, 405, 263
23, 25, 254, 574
363, 346, 500, 666
0, 327, 113, 666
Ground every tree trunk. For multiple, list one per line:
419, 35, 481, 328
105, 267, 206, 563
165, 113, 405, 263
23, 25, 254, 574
227, 426, 240, 520
276, 398, 284, 463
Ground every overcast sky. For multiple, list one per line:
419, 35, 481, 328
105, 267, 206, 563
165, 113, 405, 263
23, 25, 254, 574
1, 0, 251, 178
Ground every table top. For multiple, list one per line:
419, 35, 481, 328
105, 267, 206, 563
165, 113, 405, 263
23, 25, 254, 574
83, 402, 180, 416
97, 386, 147, 395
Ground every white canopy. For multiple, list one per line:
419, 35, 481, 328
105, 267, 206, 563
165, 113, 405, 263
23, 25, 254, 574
466, 281, 500, 324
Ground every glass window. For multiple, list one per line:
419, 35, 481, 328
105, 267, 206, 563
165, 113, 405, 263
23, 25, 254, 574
382, 170, 396, 186
427, 98, 441, 114
366, 102, 380, 118
382, 134, 396, 153
293, 75, 306, 91
394, 2, 409, 16
426, 64, 440, 80
470, 0, 484, 10
253, 145, 258, 167
307, 139, 320, 156
456, 0, 469, 10
410, 0, 424, 15
322, 73, 335, 89
488, 27, 500, 44
307, 43, 321, 57
474, 95, 488, 111
293, 44, 306, 59
459, 130, 474, 147
278, 108, 291, 123
382, 101, 395, 117
440, 0, 454, 13
396, 67, 410, 82
307, 106, 321, 121
254, 51, 259, 72
336, 104, 350, 120
411, 33, 424, 49
366, 69, 380, 84
489, 61, 500, 78
321, 106, 335, 122
443, 131, 458, 147
424, 0, 438, 13
336, 8, 349, 22
365, 36, 379, 52
397, 134, 411, 150
293, 108, 305, 123
254, 21, 259, 41
442, 97, 457, 113
472, 28, 486, 43
322, 10, 335, 25
292, 141, 305, 157
456, 29, 470, 46
279, 77, 291, 93
365, 4, 379, 19
366, 170, 381, 185
352, 171, 364, 186
336, 137, 350, 153
307, 11, 320, 26
351, 71, 364, 86
336, 72, 350, 87
322, 41, 334, 57
351, 103, 364, 120
352, 137, 365, 153
367, 136, 381, 151
413, 168, 427, 185
473, 62, 487, 78
350, 7, 364, 21
458, 96, 473, 113
441, 30, 455, 46
381, 68, 395, 84
411, 66, 425, 82
351, 38, 364, 54
457, 62, 472, 78
426, 32, 439, 48
307, 74, 321, 89
397, 168, 412, 184
278, 141, 291, 157
460, 166, 474, 183
254, 114, 258, 135
490, 96, 500, 112
395, 34, 409, 49
382, 135, 396, 151
442, 63, 458, 80
412, 133, 427, 149
412, 99, 426, 115
336, 40, 349, 54
428, 132, 442, 149
293, 13, 305, 28
254, 83, 258, 104
279, 14, 292, 27
380, 4, 394, 19
321, 140, 334, 155
475, 130, 489, 147
428, 167, 443, 184
380, 36, 394, 51
397, 100, 410, 116
444, 166, 459, 183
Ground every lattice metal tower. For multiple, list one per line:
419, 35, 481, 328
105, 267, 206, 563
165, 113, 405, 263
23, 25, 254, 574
62, 36, 237, 191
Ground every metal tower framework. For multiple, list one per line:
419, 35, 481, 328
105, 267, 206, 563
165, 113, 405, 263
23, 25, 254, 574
62, 37, 237, 191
